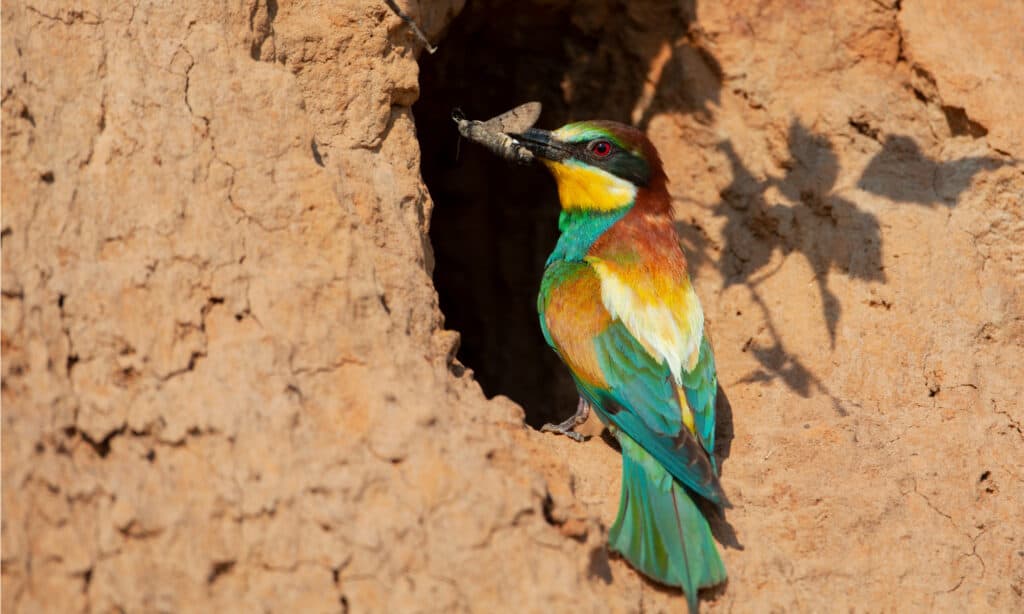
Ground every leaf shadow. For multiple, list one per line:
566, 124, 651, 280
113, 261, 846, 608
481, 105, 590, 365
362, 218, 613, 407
682, 118, 1009, 412
857, 134, 1011, 205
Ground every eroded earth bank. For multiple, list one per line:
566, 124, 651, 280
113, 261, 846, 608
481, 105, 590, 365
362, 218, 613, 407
3, 1, 1023, 611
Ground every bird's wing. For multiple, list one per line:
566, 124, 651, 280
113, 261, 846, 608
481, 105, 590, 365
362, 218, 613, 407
588, 321, 724, 504
540, 260, 724, 504
679, 334, 718, 459
586, 249, 719, 461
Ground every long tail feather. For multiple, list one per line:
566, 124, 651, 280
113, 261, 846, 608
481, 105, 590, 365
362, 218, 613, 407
608, 433, 726, 613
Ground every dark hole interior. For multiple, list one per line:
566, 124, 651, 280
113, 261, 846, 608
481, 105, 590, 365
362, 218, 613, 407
415, 0, 712, 427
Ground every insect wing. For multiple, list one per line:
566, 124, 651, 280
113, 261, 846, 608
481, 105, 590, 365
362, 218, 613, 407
481, 101, 541, 134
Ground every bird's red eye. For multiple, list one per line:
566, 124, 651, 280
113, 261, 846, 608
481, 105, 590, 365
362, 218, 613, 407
591, 140, 613, 157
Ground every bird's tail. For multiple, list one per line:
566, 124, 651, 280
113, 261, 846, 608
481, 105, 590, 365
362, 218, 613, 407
608, 433, 726, 613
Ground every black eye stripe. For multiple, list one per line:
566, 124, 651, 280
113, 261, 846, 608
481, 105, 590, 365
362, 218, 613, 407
566, 138, 650, 186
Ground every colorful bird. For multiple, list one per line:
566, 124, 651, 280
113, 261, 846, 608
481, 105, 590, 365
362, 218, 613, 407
514, 121, 727, 611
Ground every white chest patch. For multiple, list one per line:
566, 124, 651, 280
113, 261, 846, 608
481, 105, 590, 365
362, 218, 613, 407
589, 262, 704, 384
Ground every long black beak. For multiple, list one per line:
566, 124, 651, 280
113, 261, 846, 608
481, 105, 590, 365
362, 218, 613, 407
512, 128, 569, 162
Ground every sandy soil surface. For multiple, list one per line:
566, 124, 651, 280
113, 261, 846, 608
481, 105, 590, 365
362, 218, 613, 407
3, 1, 1022, 611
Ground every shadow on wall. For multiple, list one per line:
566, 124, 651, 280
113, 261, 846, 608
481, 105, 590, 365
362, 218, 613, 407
416, 0, 1009, 425
857, 135, 1007, 205
688, 121, 1009, 412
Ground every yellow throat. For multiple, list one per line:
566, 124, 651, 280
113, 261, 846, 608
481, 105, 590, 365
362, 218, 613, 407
543, 159, 638, 212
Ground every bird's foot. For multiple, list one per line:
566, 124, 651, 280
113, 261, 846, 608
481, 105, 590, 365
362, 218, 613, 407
540, 398, 591, 442
541, 419, 586, 442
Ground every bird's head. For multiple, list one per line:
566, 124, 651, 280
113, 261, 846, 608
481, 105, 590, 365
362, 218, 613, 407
513, 120, 667, 213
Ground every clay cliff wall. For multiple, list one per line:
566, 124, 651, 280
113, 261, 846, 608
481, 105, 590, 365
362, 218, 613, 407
3, 1, 1022, 611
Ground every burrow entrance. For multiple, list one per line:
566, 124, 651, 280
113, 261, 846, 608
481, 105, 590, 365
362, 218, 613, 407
415, 0, 716, 426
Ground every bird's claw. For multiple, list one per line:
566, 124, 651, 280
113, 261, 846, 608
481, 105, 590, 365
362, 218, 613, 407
541, 421, 586, 442
540, 397, 591, 442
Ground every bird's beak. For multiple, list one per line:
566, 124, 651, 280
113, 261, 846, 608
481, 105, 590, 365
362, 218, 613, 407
512, 128, 569, 162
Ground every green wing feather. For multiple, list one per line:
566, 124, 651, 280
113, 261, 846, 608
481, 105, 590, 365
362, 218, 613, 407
584, 322, 726, 506
680, 335, 718, 465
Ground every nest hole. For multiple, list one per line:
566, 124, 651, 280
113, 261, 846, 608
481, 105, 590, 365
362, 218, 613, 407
415, 0, 711, 427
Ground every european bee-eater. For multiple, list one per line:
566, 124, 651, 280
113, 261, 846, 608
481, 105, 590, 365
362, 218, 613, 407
515, 121, 727, 611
